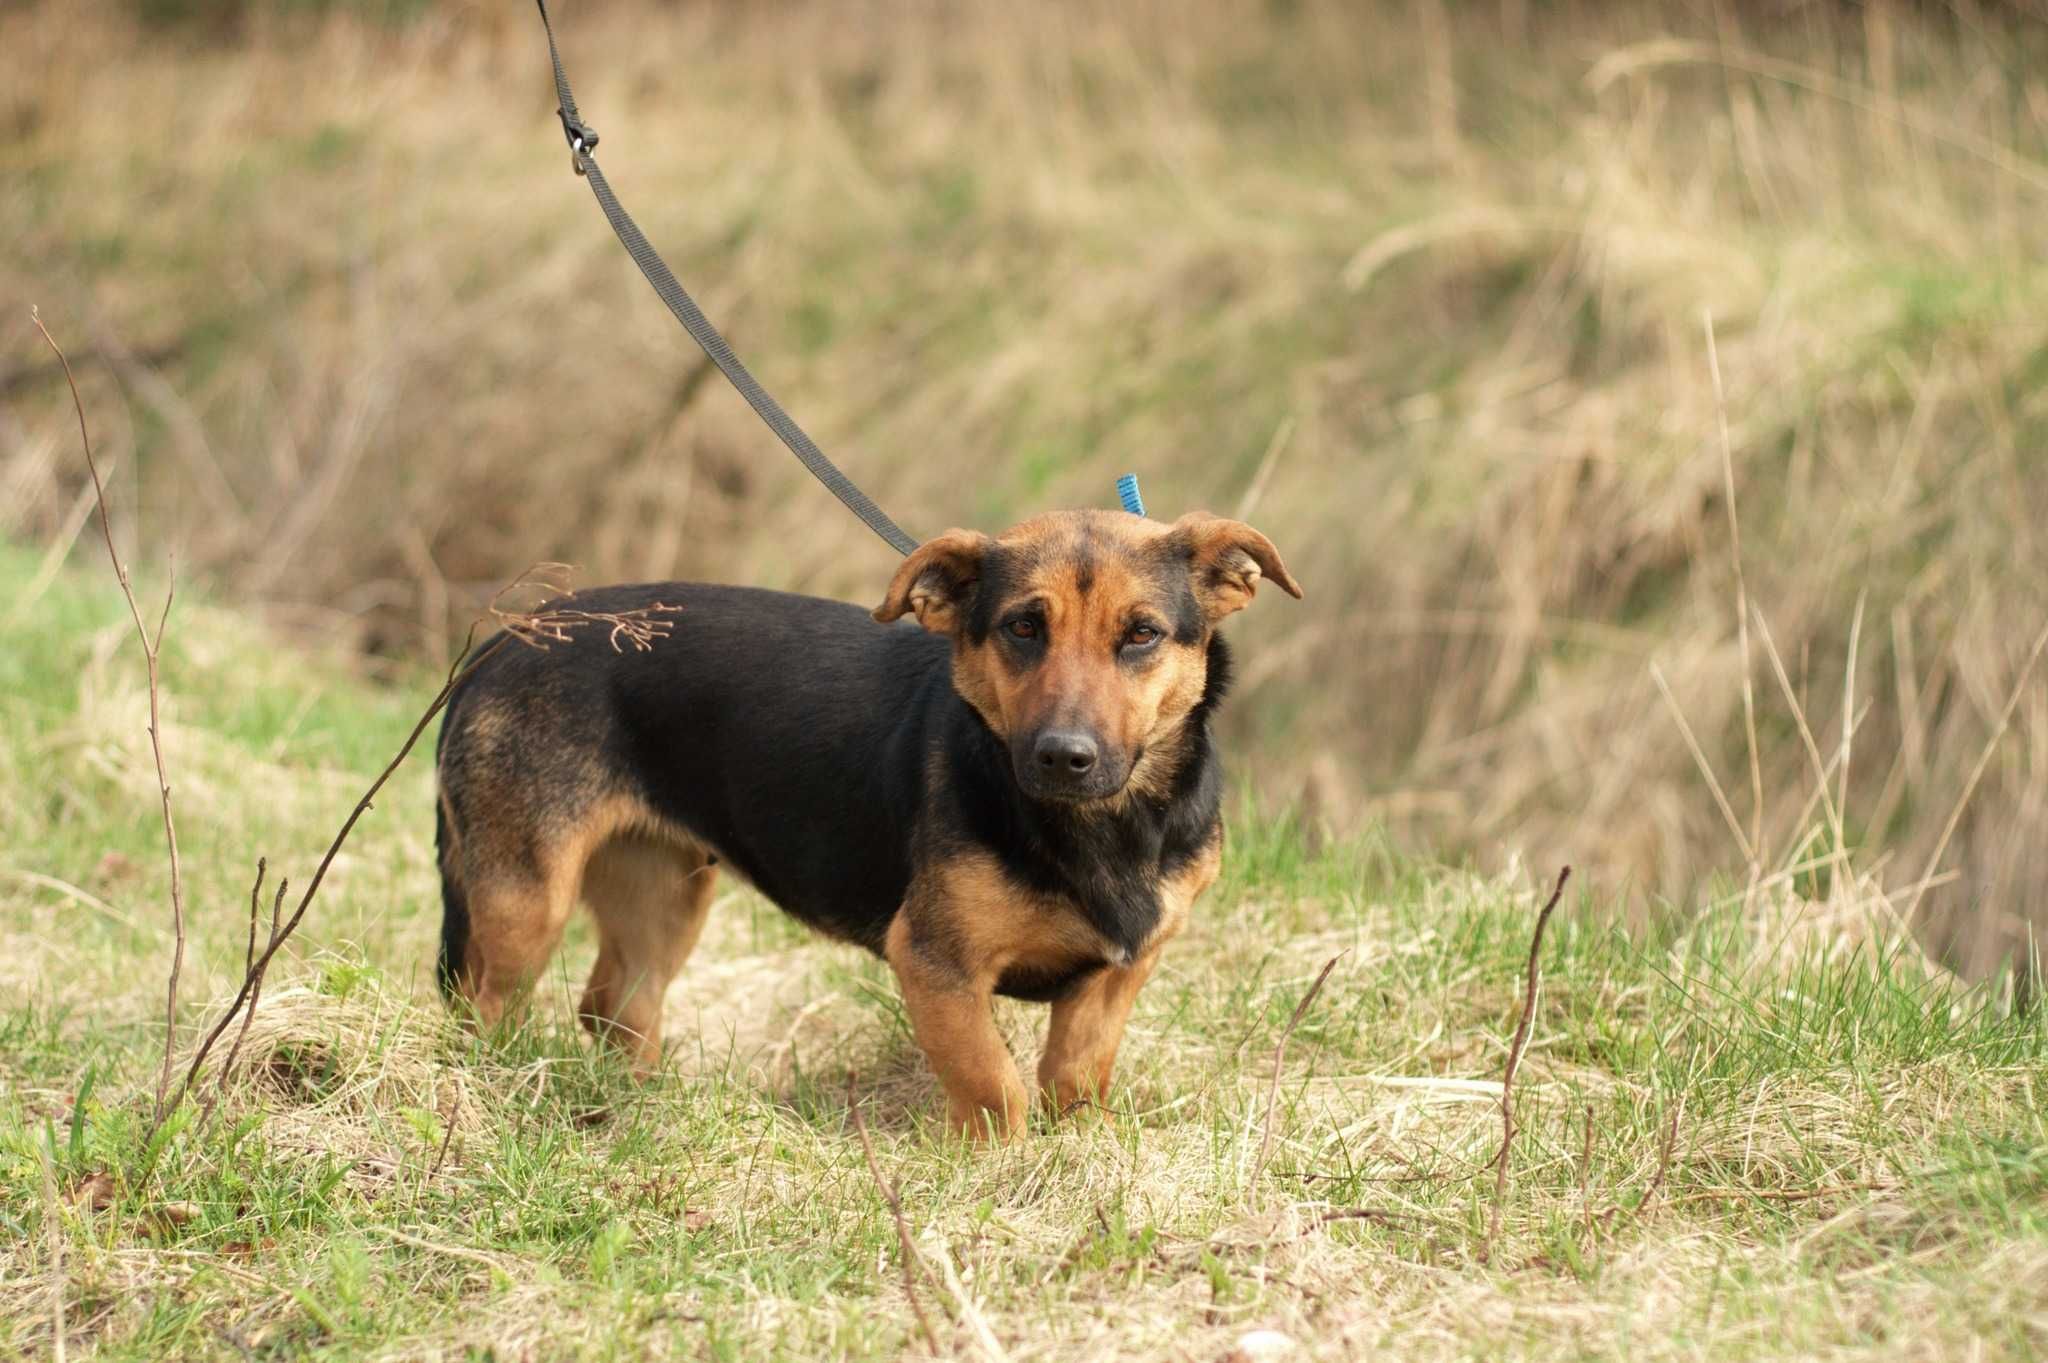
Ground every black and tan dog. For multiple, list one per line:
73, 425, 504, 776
434, 508, 1300, 1138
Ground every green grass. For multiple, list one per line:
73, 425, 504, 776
3, 547, 2046, 1360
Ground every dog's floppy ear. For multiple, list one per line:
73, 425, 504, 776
873, 528, 994, 634
1172, 512, 1303, 621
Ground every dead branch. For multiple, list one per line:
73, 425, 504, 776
161, 621, 511, 1128
166, 585, 683, 1128
197, 866, 287, 1132
847, 1079, 943, 1355
488, 562, 682, 654
498, 603, 683, 654
1483, 865, 1571, 1262
1250, 951, 1346, 1195
32, 309, 189, 1128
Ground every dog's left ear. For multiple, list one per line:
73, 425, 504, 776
1172, 512, 1303, 620
874, 528, 994, 635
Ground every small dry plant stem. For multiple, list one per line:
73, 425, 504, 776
1578, 1104, 1596, 1238
165, 579, 676, 1130
194, 861, 287, 1131
847, 1080, 942, 1355
490, 562, 681, 653
428, 1080, 461, 1180
25, 334, 681, 1138
163, 623, 512, 1129
1249, 951, 1345, 1196
39, 1139, 65, 1363
32, 308, 188, 1128
1703, 312, 1765, 878
1639, 1104, 1681, 1217
1590, 1102, 1682, 1234
1484, 865, 1571, 1261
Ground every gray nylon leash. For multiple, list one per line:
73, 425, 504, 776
534, 0, 919, 557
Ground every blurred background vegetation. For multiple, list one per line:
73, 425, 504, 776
6, 0, 2047, 976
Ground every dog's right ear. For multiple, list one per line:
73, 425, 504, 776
873, 529, 993, 635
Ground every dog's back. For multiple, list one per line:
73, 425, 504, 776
435, 583, 952, 1044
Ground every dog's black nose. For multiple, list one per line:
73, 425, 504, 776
1033, 730, 1099, 776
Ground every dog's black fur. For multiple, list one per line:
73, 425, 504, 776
436, 583, 1229, 1001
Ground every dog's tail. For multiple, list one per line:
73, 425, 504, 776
435, 795, 469, 1002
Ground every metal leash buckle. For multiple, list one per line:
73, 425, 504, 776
556, 107, 600, 176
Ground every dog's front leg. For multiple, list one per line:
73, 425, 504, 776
1037, 948, 1165, 1117
885, 912, 1029, 1141
1040, 833, 1217, 1117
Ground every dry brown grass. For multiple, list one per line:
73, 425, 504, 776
6, 0, 2048, 974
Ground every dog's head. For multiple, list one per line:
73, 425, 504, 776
874, 508, 1301, 803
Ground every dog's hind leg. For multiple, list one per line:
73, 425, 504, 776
577, 834, 718, 1071
454, 865, 578, 1035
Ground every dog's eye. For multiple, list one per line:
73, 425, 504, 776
1005, 617, 1039, 641
1123, 624, 1162, 649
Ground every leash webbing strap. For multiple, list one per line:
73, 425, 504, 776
533, 0, 919, 557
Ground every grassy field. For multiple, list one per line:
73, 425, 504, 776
7, 0, 2048, 971
4, 543, 2047, 1360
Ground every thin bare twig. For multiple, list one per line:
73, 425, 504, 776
1578, 1103, 1596, 1239
428, 1080, 460, 1181
488, 562, 682, 654
166, 578, 684, 1129
32, 308, 188, 1128
1250, 952, 1346, 1194
161, 622, 511, 1128
1484, 865, 1571, 1261
1639, 1104, 1681, 1218
1591, 1103, 1683, 1232
847, 1079, 942, 1355
39, 1140, 65, 1363
1299, 1207, 1416, 1236
198, 869, 287, 1131
194, 862, 277, 1131
498, 603, 683, 654
239, 860, 266, 983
